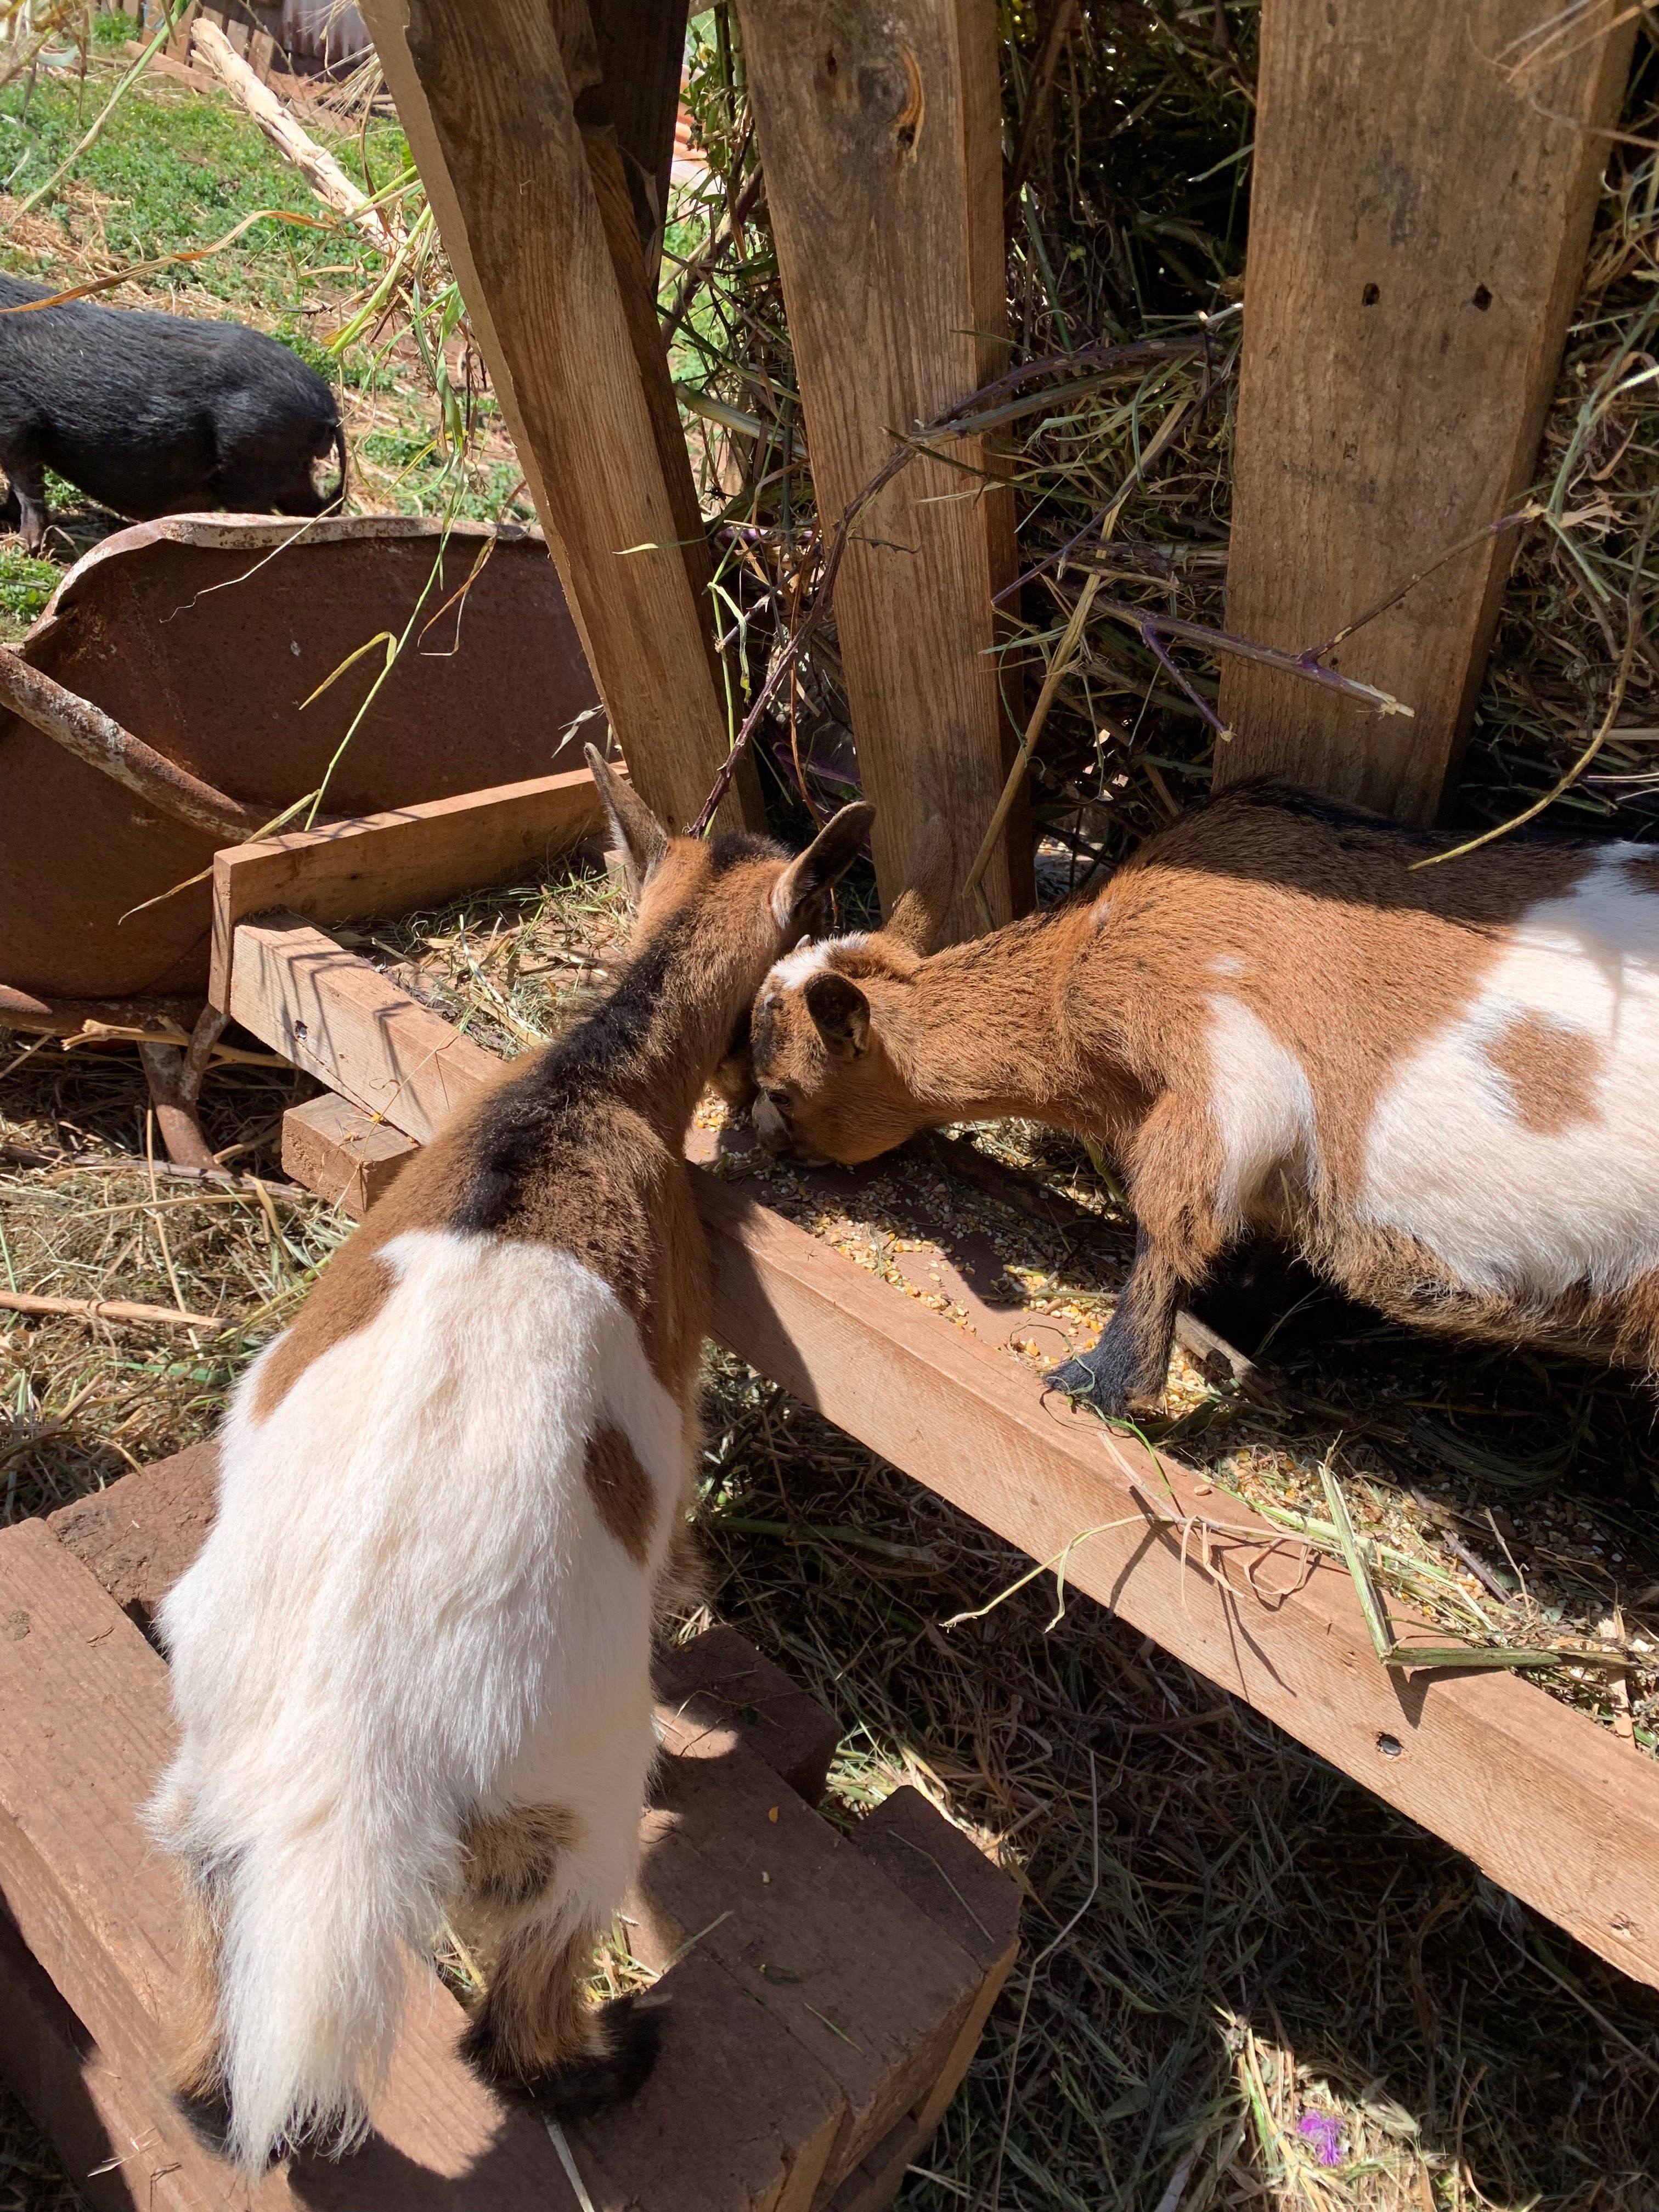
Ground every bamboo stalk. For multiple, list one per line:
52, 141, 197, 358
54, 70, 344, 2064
189, 18, 388, 243
0, 1289, 222, 1329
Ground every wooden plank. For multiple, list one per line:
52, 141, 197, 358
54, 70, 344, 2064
207, 765, 608, 1011
588, 0, 691, 275
0, 1520, 584, 2207
635, 1719, 985, 2191
354, 0, 760, 837
1215, 0, 1638, 822
0, 1910, 211, 2212
281, 1094, 417, 1219
654, 1623, 842, 1807
226, 926, 1659, 1991
825, 1788, 1019, 2212
48, 1439, 219, 1630
733, 0, 1029, 936
227, 915, 500, 1146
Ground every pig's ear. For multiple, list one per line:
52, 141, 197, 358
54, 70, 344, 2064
885, 815, 953, 953
804, 971, 870, 1060
586, 744, 668, 901
772, 802, 876, 933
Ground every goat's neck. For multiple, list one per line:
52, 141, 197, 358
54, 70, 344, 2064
597, 936, 752, 1149
883, 916, 1108, 1130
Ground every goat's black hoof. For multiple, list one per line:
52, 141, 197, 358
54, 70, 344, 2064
171, 2083, 235, 2158
1045, 1356, 1125, 1417
533, 1995, 665, 2122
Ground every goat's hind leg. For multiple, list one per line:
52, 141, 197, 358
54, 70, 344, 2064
456, 1801, 661, 2120
166, 1855, 236, 2153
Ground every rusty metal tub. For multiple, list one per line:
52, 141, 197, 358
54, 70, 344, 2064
1, 515, 600, 1001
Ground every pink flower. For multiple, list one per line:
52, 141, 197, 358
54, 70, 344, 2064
1298, 2111, 1344, 2168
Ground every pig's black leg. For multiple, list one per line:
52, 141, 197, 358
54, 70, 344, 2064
5, 454, 49, 554
1047, 1225, 1187, 1416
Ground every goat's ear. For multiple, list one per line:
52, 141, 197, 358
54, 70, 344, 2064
772, 800, 876, 931
585, 743, 669, 899
804, 971, 870, 1060
885, 814, 954, 954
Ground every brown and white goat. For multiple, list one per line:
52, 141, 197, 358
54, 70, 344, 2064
749, 781, 1659, 1413
149, 752, 872, 2170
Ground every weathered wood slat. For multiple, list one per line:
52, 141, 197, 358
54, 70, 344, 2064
207, 766, 608, 1011
355, 0, 758, 835
228, 915, 500, 1147
733, 0, 1029, 934
1216, 0, 1638, 821
232, 922, 1659, 1991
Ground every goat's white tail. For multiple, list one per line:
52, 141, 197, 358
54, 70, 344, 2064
176, 1786, 439, 2174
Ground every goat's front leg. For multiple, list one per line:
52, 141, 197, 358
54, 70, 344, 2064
1048, 1099, 1229, 1417
1048, 1222, 1190, 1414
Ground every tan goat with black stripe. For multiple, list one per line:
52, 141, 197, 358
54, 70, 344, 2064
149, 752, 872, 2171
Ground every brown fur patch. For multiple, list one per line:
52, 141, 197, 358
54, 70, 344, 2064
464, 1914, 605, 2080
461, 1804, 580, 1911
1482, 1010, 1601, 1133
583, 1420, 656, 1565
170, 1863, 226, 2101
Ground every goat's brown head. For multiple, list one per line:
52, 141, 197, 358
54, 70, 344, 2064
586, 747, 875, 1071
748, 817, 955, 1162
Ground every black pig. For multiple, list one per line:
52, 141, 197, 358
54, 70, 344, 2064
0, 274, 345, 551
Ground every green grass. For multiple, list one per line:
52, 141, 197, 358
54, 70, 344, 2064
0, 60, 408, 369
0, 543, 61, 640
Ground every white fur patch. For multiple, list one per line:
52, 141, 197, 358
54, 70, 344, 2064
1360, 850, 1659, 1295
765, 933, 868, 997
1205, 994, 1318, 1222
152, 1230, 683, 2166
1211, 952, 1244, 978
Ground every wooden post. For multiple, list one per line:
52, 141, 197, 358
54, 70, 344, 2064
354, 0, 761, 836
588, 0, 692, 276
1216, 0, 1638, 823
733, 0, 1030, 938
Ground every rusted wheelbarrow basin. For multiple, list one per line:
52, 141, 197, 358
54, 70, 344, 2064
1, 515, 599, 1006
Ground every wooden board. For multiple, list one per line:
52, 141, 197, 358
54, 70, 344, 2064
355, 0, 759, 837
232, 922, 1659, 1991
588, 0, 691, 273
1215, 0, 1638, 822
207, 766, 608, 1011
281, 1093, 416, 1219
733, 0, 1030, 935
228, 915, 500, 1147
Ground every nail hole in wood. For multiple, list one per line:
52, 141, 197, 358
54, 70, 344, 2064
1472, 283, 1492, 311
1362, 282, 1380, 306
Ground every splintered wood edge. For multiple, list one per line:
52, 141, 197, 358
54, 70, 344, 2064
236, 926, 1659, 1992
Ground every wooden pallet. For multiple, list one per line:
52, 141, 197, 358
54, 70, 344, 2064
0, 1459, 1019, 2211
